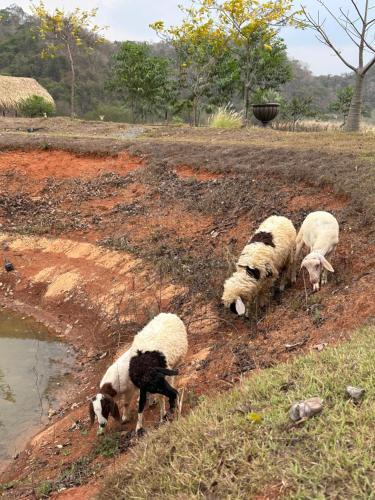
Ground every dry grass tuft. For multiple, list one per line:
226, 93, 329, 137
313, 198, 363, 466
209, 106, 243, 129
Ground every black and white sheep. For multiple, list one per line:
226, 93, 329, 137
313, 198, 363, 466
222, 215, 296, 316
89, 348, 136, 434
90, 313, 188, 434
292, 211, 339, 291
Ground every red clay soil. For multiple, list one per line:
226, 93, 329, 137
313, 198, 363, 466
0, 149, 374, 499
0, 150, 143, 180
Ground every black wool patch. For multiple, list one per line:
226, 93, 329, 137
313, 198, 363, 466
246, 266, 261, 280
129, 350, 168, 391
249, 231, 275, 247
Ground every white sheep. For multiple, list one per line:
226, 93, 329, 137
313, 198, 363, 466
292, 211, 339, 291
90, 313, 188, 434
89, 348, 137, 433
129, 312, 188, 433
222, 215, 296, 316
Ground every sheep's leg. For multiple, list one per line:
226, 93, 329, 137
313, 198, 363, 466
121, 389, 134, 423
159, 376, 173, 421
286, 246, 295, 286
321, 249, 334, 286
135, 388, 147, 434
158, 379, 178, 419
292, 237, 304, 283
159, 394, 166, 422
122, 403, 131, 423
278, 270, 287, 292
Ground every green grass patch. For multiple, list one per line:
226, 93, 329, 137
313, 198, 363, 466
98, 324, 375, 499
93, 432, 121, 458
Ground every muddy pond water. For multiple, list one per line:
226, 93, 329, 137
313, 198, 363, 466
0, 308, 74, 469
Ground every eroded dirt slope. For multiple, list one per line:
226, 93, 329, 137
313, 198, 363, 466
0, 146, 374, 499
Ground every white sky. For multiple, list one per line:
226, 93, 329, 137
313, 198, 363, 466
2, 0, 373, 76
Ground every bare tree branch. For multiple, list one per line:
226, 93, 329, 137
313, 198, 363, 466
302, 7, 357, 71
363, 54, 375, 74
349, 0, 365, 23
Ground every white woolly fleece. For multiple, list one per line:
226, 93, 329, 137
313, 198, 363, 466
100, 349, 135, 396
297, 211, 339, 255
130, 313, 188, 368
222, 215, 296, 308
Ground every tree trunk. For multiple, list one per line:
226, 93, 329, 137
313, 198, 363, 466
346, 72, 364, 132
66, 43, 75, 118
243, 83, 250, 123
193, 97, 199, 127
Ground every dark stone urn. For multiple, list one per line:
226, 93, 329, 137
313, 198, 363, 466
252, 103, 280, 126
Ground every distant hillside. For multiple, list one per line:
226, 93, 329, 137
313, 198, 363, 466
0, 5, 118, 115
1, 4, 375, 118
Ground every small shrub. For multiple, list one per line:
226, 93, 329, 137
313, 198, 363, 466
36, 481, 53, 499
171, 115, 184, 125
209, 105, 243, 129
19, 95, 54, 118
252, 88, 282, 104
83, 104, 132, 123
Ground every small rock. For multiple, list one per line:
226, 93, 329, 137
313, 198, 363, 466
313, 343, 327, 352
346, 386, 365, 402
289, 397, 323, 422
56, 444, 63, 449
48, 409, 56, 419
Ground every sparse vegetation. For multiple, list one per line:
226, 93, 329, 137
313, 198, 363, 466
55, 457, 94, 489
35, 480, 53, 499
94, 432, 121, 458
99, 324, 375, 499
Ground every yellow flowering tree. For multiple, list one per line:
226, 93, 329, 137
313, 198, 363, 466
197, 0, 299, 120
152, 13, 228, 126
154, 0, 299, 122
31, 1, 106, 117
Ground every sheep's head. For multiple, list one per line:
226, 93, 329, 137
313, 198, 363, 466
89, 393, 120, 434
222, 271, 258, 316
301, 252, 334, 291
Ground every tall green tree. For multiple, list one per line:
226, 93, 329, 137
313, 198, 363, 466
31, 1, 106, 117
330, 86, 354, 126
110, 42, 174, 122
152, 16, 227, 126
153, 0, 297, 122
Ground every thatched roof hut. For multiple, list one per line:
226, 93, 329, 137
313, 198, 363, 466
0, 76, 54, 116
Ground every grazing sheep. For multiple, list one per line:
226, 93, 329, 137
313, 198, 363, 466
222, 215, 296, 316
129, 312, 188, 433
292, 211, 339, 291
89, 349, 137, 434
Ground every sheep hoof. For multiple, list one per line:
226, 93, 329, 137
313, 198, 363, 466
163, 411, 174, 422
136, 427, 145, 437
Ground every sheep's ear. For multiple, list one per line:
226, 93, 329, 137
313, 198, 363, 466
235, 297, 246, 316
321, 256, 334, 273
89, 400, 95, 426
109, 399, 121, 422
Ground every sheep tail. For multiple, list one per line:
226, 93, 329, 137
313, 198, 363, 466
155, 367, 179, 376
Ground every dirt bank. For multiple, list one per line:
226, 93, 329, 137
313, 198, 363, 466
0, 126, 374, 498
